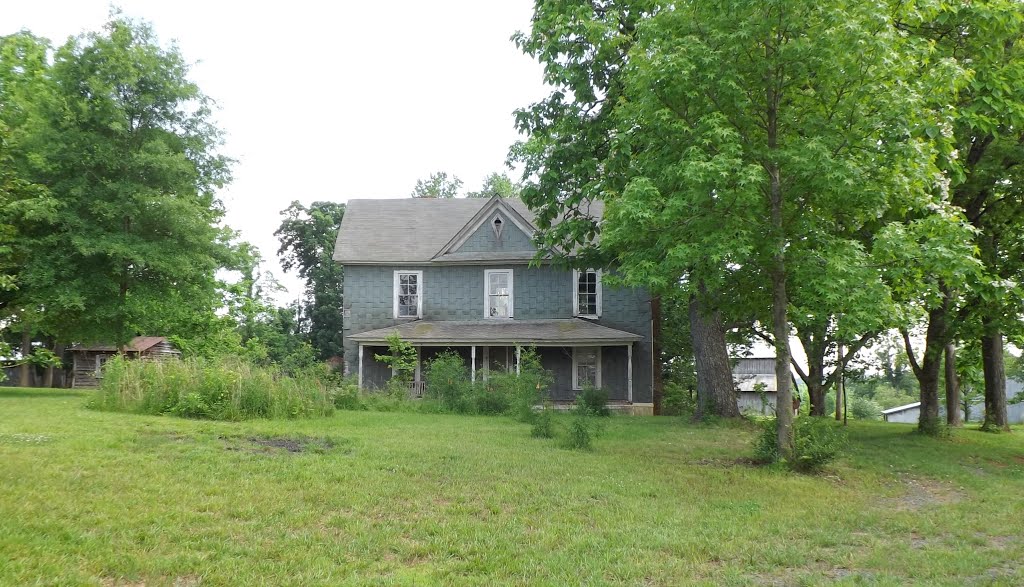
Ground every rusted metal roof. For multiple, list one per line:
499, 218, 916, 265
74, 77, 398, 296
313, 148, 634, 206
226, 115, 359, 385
71, 336, 171, 353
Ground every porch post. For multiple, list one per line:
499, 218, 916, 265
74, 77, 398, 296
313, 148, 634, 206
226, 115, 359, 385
482, 346, 489, 382
358, 344, 364, 390
515, 345, 521, 375
415, 346, 421, 391
627, 343, 634, 403
471, 345, 476, 383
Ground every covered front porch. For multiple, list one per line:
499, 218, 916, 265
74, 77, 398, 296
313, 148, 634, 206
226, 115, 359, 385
349, 319, 644, 403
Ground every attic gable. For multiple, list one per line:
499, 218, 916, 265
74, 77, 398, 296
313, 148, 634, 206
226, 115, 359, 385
433, 197, 538, 260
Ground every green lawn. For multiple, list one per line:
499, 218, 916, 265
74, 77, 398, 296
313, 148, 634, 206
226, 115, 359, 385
1, 389, 1022, 586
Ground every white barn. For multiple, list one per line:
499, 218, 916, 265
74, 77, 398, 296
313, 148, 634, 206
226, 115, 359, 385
733, 357, 780, 415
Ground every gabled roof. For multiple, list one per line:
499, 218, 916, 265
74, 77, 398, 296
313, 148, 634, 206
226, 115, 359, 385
333, 197, 604, 264
71, 336, 171, 353
348, 319, 642, 345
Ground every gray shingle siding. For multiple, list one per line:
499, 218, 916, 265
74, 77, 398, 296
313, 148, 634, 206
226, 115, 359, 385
343, 263, 653, 403
455, 218, 535, 253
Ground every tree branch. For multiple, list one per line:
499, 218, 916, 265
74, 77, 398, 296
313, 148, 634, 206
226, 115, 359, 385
901, 328, 923, 380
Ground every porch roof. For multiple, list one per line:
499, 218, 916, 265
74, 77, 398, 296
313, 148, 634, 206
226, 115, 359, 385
348, 319, 642, 346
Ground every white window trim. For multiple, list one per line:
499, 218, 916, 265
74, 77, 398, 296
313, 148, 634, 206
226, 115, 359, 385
393, 270, 424, 319
483, 269, 514, 319
491, 214, 504, 240
572, 268, 602, 318
572, 346, 602, 390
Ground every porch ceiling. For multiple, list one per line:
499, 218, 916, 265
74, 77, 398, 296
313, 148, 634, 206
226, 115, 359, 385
348, 319, 642, 346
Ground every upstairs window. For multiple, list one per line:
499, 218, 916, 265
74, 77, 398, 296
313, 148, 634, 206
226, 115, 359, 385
573, 269, 602, 318
393, 270, 423, 318
484, 269, 513, 318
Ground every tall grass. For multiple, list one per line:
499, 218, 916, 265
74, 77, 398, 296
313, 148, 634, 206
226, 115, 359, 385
88, 357, 334, 420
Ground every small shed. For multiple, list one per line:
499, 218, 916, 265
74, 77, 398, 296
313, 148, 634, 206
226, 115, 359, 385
70, 336, 181, 389
881, 402, 922, 423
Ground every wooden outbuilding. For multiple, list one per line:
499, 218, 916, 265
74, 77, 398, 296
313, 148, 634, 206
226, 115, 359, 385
70, 336, 181, 389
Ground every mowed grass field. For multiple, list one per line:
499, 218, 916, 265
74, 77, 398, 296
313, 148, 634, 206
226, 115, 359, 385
1, 389, 1022, 586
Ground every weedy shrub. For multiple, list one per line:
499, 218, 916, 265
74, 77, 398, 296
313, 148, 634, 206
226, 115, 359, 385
565, 394, 603, 450
425, 351, 473, 413
578, 385, 610, 417
662, 382, 696, 417
531, 402, 555, 438
849, 395, 882, 420
88, 357, 334, 420
471, 380, 512, 415
510, 348, 554, 422
332, 380, 366, 411
753, 416, 848, 473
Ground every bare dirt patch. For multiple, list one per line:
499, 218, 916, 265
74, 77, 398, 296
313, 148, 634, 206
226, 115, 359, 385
100, 576, 200, 587
692, 456, 760, 468
884, 476, 965, 512
222, 434, 338, 455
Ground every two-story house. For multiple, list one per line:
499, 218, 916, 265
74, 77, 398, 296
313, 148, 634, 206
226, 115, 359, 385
333, 196, 654, 413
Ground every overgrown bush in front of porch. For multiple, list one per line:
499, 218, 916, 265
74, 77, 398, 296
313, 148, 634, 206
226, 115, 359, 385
421, 348, 553, 418
425, 351, 474, 412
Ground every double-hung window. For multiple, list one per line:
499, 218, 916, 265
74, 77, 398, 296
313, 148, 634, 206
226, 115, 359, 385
393, 270, 423, 318
484, 269, 513, 319
573, 269, 602, 318
573, 347, 601, 390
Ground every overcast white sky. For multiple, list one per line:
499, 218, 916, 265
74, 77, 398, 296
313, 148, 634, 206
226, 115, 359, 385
5, 1, 549, 301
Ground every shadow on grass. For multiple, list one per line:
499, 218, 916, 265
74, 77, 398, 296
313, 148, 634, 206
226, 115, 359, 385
0, 387, 87, 399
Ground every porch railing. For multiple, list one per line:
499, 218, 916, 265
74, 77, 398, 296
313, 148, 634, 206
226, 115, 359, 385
409, 381, 426, 398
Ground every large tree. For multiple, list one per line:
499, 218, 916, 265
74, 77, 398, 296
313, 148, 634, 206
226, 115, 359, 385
275, 200, 346, 362
893, 0, 1024, 432
4, 17, 236, 352
515, 0, 959, 454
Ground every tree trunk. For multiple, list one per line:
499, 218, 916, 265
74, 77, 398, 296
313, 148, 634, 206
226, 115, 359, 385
806, 374, 826, 417
917, 306, 947, 435
944, 343, 962, 427
116, 215, 132, 353
689, 294, 738, 420
652, 297, 664, 416
770, 254, 793, 456
981, 328, 1010, 432
43, 342, 66, 389
800, 332, 827, 416
767, 78, 793, 458
19, 324, 32, 387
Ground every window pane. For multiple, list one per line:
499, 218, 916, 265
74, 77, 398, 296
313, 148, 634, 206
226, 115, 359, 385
489, 273, 508, 293
579, 298, 594, 315
489, 296, 508, 318
577, 365, 597, 388
400, 274, 410, 285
